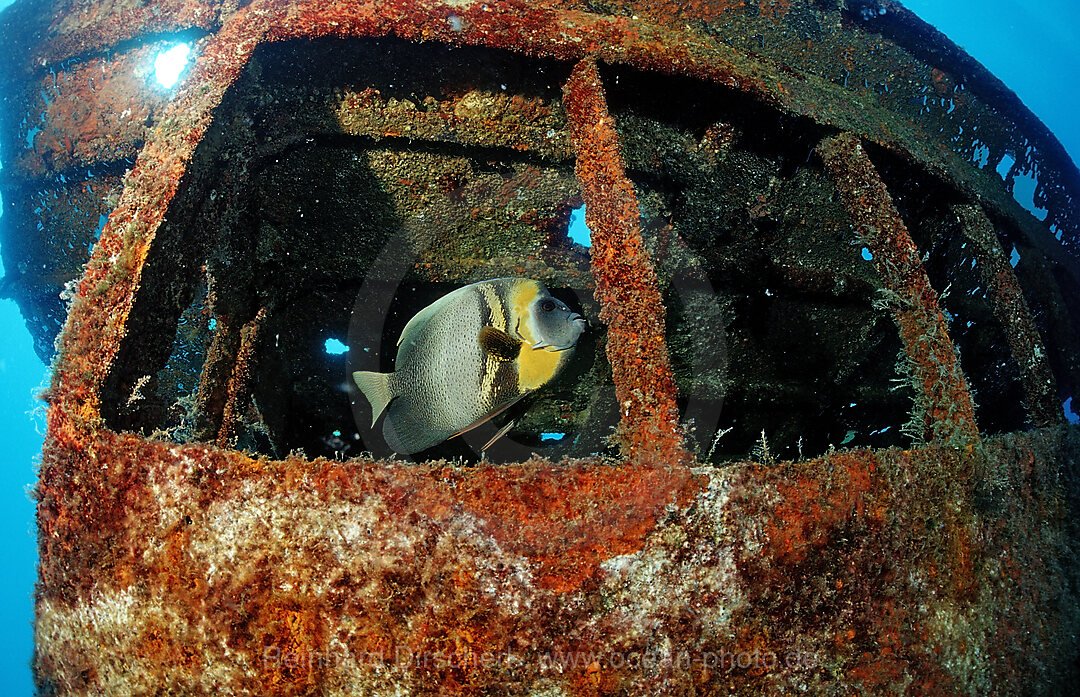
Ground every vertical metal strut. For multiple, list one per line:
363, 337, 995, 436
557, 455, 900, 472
563, 57, 689, 464
819, 133, 980, 446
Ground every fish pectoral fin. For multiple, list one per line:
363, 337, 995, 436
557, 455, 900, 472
478, 325, 522, 362
352, 370, 394, 427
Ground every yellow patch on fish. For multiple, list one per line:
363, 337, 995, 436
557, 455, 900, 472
511, 279, 541, 344
509, 279, 566, 391
518, 345, 563, 392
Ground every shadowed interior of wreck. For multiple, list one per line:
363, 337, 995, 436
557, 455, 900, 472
86, 33, 1080, 465
90, 36, 935, 464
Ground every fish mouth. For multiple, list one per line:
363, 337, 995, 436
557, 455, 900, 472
529, 313, 586, 351
537, 314, 587, 351
533, 342, 576, 352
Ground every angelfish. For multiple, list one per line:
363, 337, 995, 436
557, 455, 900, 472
353, 278, 586, 454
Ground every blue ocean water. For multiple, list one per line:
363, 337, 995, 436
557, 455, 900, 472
0, 2, 1077, 693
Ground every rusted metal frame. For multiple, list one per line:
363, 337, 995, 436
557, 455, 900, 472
30, 0, 1075, 269
818, 133, 980, 447
562, 57, 688, 465
951, 204, 1062, 427
21, 2, 1078, 414
48, 4, 275, 417
46, 0, 1002, 452
216, 307, 268, 447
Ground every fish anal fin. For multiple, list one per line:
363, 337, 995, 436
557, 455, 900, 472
352, 370, 394, 427
448, 392, 530, 440
478, 325, 522, 362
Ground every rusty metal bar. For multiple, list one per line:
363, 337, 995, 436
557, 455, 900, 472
818, 133, 980, 447
216, 307, 267, 448
562, 57, 688, 464
1019, 252, 1080, 406
333, 88, 572, 160
952, 204, 1062, 427
193, 322, 238, 442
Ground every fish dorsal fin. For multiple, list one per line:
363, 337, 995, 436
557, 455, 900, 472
397, 286, 468, 348
352, 370, 395, 427
478, 325, 522, 361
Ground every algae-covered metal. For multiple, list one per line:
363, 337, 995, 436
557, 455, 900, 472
1, 0, 1078, 694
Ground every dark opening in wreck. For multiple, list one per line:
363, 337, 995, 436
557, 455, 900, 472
91, 34, 1074, 464
1, 1, 1078, 695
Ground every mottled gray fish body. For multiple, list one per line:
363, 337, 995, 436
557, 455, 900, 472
353, 278, 585, 454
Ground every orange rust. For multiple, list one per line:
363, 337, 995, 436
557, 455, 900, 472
930, 67, 954, 97
759, 451, 878, 566
562, 57, 689, 464
949, 519, 975, 599
39, 0, 220, 63
257, 599, 327, 693
194, 311, 242, 440
216, 307, 268, 448
818, 133, 979, 446
47, 441, 700, 609
425, 459, 701, 593
17, 44, 169, 173
135, 622, 199, 677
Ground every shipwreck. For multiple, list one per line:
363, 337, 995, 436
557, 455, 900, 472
1, 0, 1078, 694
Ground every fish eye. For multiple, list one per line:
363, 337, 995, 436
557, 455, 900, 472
540, 299, 556, 312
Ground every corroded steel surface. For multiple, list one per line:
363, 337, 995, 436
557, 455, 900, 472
32, 423, 1080, 695
819, 133, 979, 446
564, 57, 687, 463
952, 202, 1062, 428
0, 0, 1077, 695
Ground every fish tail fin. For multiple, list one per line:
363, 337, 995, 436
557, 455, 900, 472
352, 371, 395, 427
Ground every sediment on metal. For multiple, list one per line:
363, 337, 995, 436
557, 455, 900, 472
819, 133, 980, 446
952, 203, 1062, 428
563, 57, 687, 464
